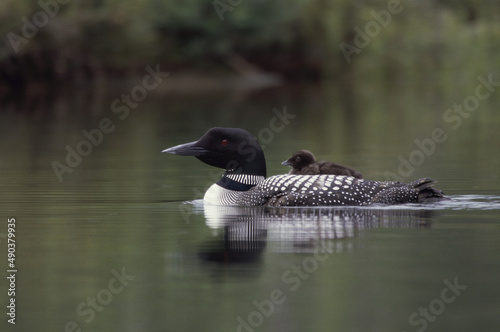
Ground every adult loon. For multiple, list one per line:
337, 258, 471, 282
162, 127, 445, 206
282, 150, 363, 178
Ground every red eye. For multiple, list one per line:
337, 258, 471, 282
221, 139, 228, 146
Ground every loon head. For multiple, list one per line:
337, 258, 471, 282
162, 127, 267, 177
282, 150, 315, 169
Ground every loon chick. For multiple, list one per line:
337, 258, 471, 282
283, 150, 363, 178
162, 127, 445, 206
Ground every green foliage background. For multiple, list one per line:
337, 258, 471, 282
0, 0, 499, 83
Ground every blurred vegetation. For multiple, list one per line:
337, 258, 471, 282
0, 0, 499, 88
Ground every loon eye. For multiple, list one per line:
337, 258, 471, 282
221, 139, 228, 146
295, 156, 302, 162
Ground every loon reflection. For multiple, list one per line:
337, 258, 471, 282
197, 204, 432, 263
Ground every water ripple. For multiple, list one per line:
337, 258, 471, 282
434, 195, 500, 210
185, 195, 500, 212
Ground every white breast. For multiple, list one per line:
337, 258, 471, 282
204, 183, 241, 205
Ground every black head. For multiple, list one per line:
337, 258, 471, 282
162, 127, 266, 177
282, 150, 316, 169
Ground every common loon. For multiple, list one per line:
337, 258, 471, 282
162, 127, 445, 206
282, 150, 363, 178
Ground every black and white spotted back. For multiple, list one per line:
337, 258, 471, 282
236, 175, 435, 206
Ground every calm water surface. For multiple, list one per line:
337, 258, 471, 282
1, 80, 500, 332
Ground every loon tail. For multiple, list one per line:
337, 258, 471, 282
412, 177, 446, 203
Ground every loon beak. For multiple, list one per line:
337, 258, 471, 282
281, 160, 292, 166
162, 141, 209, 156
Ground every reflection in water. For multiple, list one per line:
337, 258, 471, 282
198, 203, 433, 262
198, 221, 267, 264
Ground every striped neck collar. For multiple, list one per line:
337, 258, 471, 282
217, 174, 265, 191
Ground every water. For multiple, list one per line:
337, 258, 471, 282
1, 79, 500, 332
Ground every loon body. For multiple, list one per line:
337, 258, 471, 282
162, 128, 445, 206
283, 150, 363, 178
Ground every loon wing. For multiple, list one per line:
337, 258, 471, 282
238, 175, 444, 207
